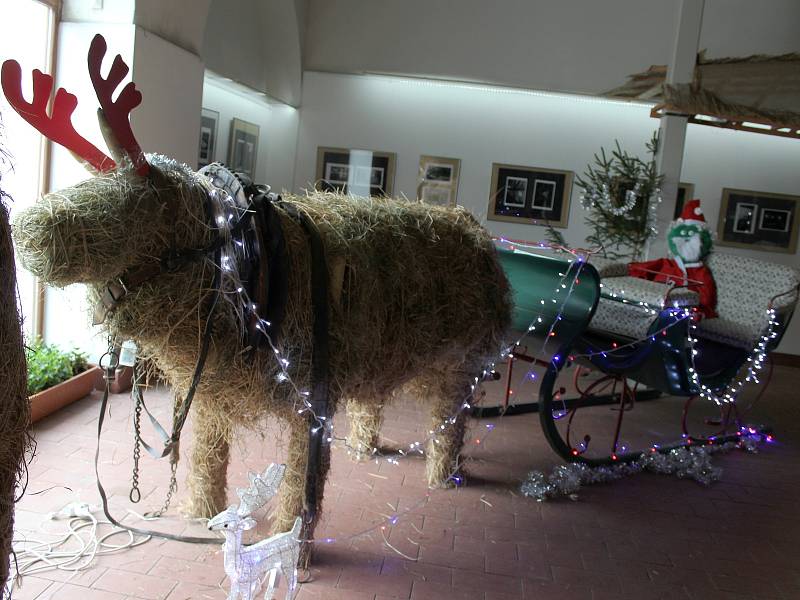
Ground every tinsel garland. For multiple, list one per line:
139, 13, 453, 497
581, 181, 641, 217
520, 433, 764, 501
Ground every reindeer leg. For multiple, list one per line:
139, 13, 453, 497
281, 561, 298, 600
263, 568, 278, 600
183, 399, 231, 518
227, 579, 240, 600
424, 361, 480, 488
345, 398, 383, 460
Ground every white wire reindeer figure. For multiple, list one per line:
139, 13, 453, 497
208, 463, 302, 600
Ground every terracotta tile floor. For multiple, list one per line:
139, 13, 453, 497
9, 363, 800, 599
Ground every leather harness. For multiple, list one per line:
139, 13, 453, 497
94, 167, 331, 542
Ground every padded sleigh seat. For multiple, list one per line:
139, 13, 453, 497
697, 253, 800, 350
696, 316, 763, 351
588, 257, 699, 340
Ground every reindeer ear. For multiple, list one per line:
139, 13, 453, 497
241, 517, 257, 531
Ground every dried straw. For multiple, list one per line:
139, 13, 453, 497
12, 156, 511, 540
0, 188, 32, 593
345, 399, 384, 459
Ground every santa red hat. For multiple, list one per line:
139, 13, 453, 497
677, 199, 708, 228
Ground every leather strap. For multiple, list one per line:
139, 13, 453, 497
245, 190, 289, 353
92, 205, 253, 325
279, 202, 331, 525
95, 378, 220, 544
94, 247, 223, 543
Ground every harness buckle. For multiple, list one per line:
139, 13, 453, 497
92, 281, 127, 325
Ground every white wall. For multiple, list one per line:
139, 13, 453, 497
294, 71, 657, 247
304, 0, 800, 97
294, 70, 800, 353
202, 0, 303, 106
131, 28, 205, 166
201, 74, 300, 193
134, 0, 211, 55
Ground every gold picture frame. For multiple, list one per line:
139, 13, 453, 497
417, 155, 461, 207
315, 146, 396, 197
487, 163, 573, 228
227, 118, 259, 178
717, 187, 799, 254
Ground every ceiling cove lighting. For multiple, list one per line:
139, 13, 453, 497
361, 72, 656, 109
204, 69, 296, 109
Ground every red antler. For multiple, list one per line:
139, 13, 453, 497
1, 60, 117, 173
88, 34, 150, 176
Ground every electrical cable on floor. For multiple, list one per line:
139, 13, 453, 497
4, 501, 151, 596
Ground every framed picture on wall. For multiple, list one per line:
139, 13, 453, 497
718, 188, 800, 254
198, 108, 219, 168
417, 155, 461, 207
487, 163, 573, 228
672, 182, 695, 220
315, 147, 396, 197
227, 118, 260, 178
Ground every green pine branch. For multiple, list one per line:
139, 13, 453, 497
576, 131, 664, 261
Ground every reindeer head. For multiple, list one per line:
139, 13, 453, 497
208, 505, 258, 533
2, 35, 213, 288
208, 463, 286, 533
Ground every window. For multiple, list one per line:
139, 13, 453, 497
0, 0, 57, 339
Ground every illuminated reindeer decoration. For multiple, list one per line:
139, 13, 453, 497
208, 464, 302, 600
2, 34, 510, 553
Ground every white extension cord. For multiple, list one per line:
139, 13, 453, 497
4, 501, 151, 597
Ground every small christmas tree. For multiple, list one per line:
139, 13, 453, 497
575, 132, 664, 260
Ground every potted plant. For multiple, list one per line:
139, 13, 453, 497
26, 339, 102, 423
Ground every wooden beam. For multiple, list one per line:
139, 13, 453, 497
651, 104, 800, 140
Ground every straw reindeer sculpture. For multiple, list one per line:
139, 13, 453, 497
208, 463, 302, 600
3, 35, 511, 550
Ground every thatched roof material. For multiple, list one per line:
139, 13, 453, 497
606, 53, 800, 137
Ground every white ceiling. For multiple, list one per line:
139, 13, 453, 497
63, 0, 800, 103
303, 0, 800, 97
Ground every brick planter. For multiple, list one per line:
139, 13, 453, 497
29, 365, 103, 424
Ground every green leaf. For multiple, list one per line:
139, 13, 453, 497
25, 338, 89, 395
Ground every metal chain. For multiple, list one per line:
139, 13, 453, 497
148, 395, 182, 518
129, 387, 143, 503
150, 451, 179, 518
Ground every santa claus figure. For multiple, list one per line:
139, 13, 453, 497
628, 198, 717, 318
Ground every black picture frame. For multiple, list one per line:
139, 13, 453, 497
198, 108, 219, 168
316, 147, 396, 197
487, 163, 573, 228
718, 188, 799, 254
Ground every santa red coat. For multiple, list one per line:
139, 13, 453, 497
628, 258, 717, 319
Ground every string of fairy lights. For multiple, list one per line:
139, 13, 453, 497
172, 172, 780, 548
14, 173, 781, 589
687, 308, 779, 405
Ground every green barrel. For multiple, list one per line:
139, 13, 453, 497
496, 247, 600, 362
